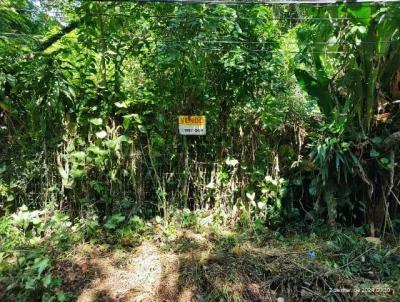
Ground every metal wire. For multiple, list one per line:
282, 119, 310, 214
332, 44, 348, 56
0, 31, 395, 45
2, 2, 399, 55
78, 0, 400, 4
9, 8, 399, 21
0, 32, 397, 48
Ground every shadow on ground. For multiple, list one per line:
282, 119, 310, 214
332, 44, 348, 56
56, 229, 395, 302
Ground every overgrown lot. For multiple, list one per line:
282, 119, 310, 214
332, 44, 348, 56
1, 1, 400, 301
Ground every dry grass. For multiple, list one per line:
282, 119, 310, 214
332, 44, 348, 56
54, 226, 399, 302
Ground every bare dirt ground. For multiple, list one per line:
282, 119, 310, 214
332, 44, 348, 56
54, 228, 398, 302
57, 230, 211, 302
56, 228, 276, 302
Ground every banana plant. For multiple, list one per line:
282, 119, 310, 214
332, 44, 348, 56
295, 4, 400, 132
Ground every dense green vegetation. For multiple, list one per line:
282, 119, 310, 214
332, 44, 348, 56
1, 0, 399, 301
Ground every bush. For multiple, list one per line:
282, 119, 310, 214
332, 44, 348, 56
0, 206, 78, 301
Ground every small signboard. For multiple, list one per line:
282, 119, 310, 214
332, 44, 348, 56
178, 115, 206, 135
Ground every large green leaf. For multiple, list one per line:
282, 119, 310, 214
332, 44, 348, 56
295, 69, 335, 118
347, 6, 372, 26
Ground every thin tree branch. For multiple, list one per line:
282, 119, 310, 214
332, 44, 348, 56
37, 21, 79, 51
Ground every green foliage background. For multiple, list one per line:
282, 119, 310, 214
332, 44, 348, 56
1, 1, 400, 301
1, 0, 400, 233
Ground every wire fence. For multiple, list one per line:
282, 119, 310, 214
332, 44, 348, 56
9, 144, 237, 214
